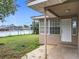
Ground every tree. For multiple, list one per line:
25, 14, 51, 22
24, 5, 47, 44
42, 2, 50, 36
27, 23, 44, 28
0, 0, 16, 21
24, 25, 29, 28
31, 20, 39, 34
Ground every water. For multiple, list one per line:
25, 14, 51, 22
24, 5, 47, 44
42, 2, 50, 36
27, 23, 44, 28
0, 30, 33, 37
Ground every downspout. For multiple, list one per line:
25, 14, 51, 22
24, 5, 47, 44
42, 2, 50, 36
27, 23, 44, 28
44, 8, 47, 59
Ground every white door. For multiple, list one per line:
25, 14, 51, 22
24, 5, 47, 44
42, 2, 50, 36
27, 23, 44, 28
61, 19, 72, 42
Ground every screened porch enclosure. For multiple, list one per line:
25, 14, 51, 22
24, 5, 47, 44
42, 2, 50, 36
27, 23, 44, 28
39, 16, 78, 46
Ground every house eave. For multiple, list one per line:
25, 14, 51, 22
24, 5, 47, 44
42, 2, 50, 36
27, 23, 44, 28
27, 0, 67, 16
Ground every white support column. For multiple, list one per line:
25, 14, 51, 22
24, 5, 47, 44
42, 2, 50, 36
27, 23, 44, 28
78, 15, 79, 55
44, 8, 47, 59
39, 20, 40, 34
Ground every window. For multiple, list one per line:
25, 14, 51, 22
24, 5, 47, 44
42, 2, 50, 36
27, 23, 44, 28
72, 16, 78, 35
39, 19, 60, 34
39, 20, 44, 33
39, 19, 49, 34
50, 19, 60, 34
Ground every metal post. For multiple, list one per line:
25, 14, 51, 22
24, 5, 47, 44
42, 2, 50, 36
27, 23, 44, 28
44, 8, 47, 59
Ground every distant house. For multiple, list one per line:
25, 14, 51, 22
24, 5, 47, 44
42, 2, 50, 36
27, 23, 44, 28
0, 25, 9, 31
0, 25, 30, 31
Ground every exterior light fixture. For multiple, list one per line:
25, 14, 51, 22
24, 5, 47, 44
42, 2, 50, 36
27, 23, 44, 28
65, 9, 71, 13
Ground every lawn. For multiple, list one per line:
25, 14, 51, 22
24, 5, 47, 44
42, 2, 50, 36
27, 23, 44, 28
0, 34, 39, 59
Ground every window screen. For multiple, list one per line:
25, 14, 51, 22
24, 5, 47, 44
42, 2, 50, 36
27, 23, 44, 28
39, 19, 60, 34
72, 16, 78, 35
50, 19, 60, 34
39, 20, 48, 34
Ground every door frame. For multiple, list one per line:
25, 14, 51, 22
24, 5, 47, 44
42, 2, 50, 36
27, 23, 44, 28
60, 18, 72, 42
60, 15, 78, 45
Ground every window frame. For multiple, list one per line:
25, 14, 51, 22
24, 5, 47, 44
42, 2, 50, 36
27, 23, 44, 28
39, 19, 60, 35
71, 16, 78, 36
50, 19, 60, 34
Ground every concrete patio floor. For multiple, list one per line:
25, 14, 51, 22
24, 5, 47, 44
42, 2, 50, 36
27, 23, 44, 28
21, 45, 79, 59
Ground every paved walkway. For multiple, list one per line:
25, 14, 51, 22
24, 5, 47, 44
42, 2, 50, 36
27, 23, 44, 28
21, 45, 79, 59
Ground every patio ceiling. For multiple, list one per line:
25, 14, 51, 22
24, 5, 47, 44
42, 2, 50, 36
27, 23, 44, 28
27, 0, 67, 17
46, 0, 79, 17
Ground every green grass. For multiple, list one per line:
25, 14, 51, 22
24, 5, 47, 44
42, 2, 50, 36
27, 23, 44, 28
0, 34, 39, 59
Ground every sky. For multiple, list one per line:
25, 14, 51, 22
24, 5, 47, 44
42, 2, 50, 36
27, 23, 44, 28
0, 0, 41, 26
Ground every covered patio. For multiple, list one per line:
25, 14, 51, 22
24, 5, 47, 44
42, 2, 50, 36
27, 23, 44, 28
21, 45, 78, 59
26, 0, 79, 59
43, 1, 79, 59
44, 0, 79, 47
